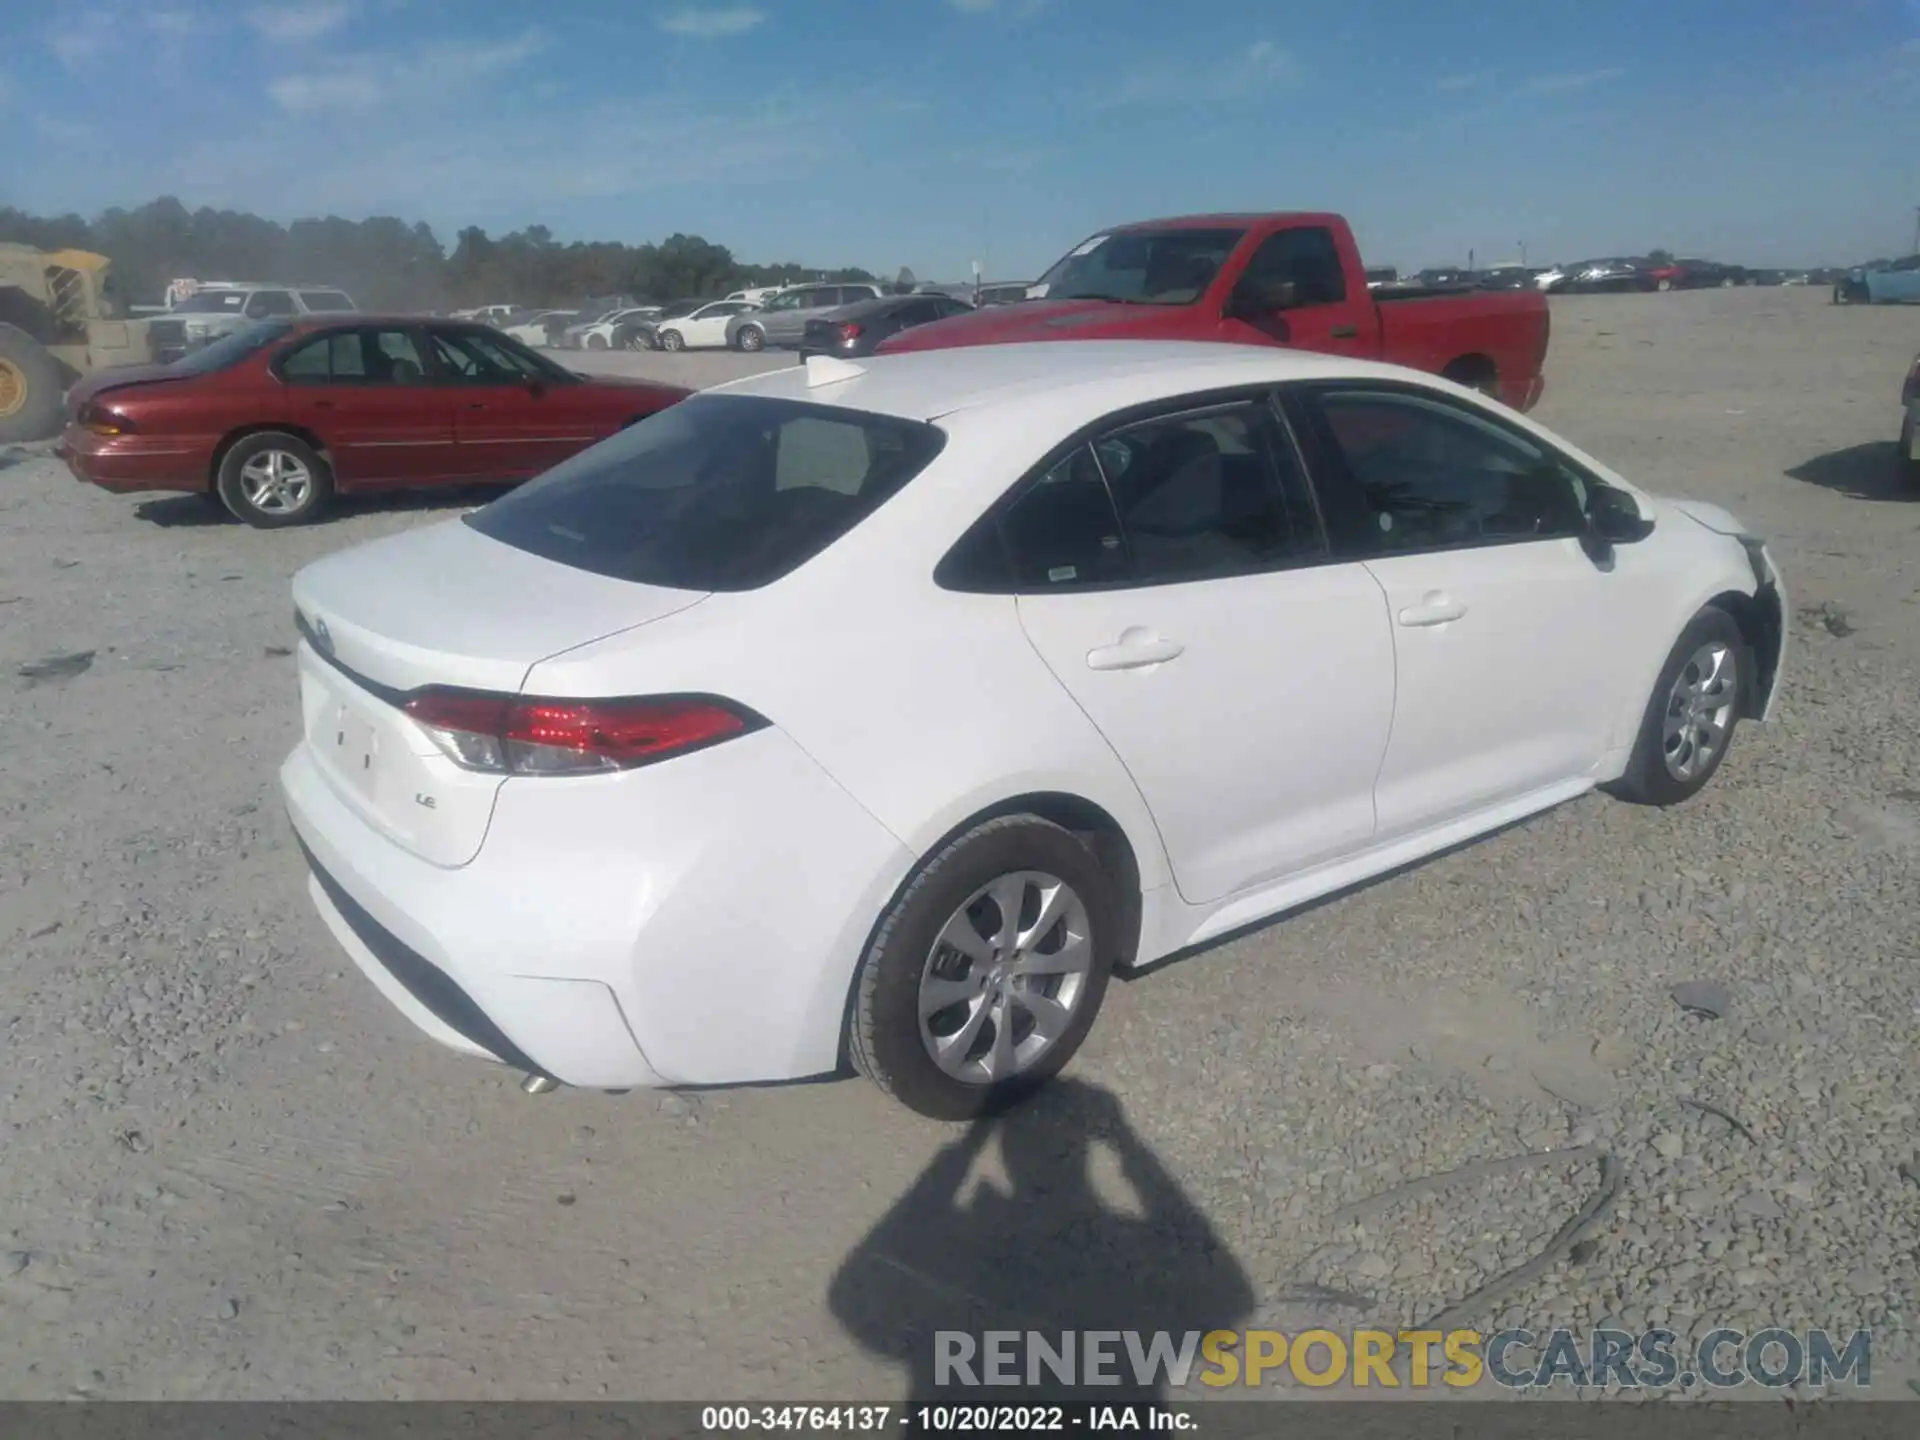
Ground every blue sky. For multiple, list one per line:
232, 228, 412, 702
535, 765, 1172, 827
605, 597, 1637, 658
2, 0, 1917, 278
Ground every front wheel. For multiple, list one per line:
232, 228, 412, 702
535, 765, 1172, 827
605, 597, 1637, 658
659, 329, 685, 352
1609, 608, 1744, 806
587, 333, 609, 351
848, 816, 1118, 1120
216, 431, 334, 528
736, 326, 766, 353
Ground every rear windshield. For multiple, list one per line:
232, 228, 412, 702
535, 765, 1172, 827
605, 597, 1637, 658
167, 320, 295, 374
465, 394, 947, 591
299, 290, 356, 311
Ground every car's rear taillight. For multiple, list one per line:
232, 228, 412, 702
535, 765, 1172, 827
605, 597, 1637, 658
403, 690, 764, 776
79, 402, 136, 436
836, 322, 864, 342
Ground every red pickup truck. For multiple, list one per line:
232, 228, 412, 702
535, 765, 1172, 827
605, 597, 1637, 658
876, 212, 1551, 411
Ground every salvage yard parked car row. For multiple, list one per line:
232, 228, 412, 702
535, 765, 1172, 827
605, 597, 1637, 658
58, 315, 687, 526
278, 341, 1786, 1117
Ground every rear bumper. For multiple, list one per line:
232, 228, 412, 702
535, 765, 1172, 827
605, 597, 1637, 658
279, 725, 912, 1090
59, 424, 211, 493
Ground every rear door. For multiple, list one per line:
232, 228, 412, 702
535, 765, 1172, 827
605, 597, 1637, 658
1006, 395, 1396, 904
1221, 225, 1380, 358
429, 328, 597, 479
275, 325, 456, 485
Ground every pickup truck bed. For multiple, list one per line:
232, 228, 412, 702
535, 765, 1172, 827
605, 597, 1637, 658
878, 212, 1550, 412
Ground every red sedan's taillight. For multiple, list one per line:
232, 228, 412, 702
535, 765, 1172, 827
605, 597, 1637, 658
836, 322, 864, 343
403, 690, 763, 776
79, 402, 136, 436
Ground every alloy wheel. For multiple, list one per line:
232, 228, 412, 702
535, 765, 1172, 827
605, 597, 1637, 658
917, 871, 1094, 1087
238, 449, 314, 516
1662, 642, 1738, 781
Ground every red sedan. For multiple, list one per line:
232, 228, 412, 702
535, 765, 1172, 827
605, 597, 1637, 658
60, 315, 690, 527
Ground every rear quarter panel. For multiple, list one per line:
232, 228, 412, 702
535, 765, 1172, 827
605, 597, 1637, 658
1375, 290, 1549, 405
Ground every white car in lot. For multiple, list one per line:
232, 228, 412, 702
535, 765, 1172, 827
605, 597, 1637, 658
569, 306, 662, 351
280, 342, 1787, 1119
652, 299, 759, 352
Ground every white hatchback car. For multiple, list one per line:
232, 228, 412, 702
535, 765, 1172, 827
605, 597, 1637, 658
280, 342, 1787, 1119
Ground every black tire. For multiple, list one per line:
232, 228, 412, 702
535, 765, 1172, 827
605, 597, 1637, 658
1609, 607, 1745, 807
659, 329, 685, 352
587, 333, 609, 351
848, 815, 1120, 1121
736, 325, 766, 353
215, 431, 333, 528
0, 325, 67, 445
1901, 413, 1920, 493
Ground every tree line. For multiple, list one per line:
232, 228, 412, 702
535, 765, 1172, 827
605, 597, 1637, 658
0, 197, 881, 312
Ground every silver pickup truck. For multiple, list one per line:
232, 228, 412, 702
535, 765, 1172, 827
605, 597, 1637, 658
147, 284, 357, 363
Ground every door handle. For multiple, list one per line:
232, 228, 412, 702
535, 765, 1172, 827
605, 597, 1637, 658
1330, 324, 1359, 339
1396, 593, 1467, 627
1086, 631, 1185, 671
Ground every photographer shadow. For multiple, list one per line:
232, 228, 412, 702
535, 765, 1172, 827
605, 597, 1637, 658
828, 1079, 1254, 1412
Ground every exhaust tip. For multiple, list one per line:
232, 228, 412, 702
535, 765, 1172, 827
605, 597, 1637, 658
520, 1073, 561, 1096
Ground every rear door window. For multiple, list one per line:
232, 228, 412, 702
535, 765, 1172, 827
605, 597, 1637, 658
245, 289, 298, 319
465, 395, 947, 591
298, 290, 356, 312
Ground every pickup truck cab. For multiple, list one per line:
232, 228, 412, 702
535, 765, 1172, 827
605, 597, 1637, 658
876, 212, 1550, 411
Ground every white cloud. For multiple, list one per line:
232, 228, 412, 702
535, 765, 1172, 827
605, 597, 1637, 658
167, 89, 850, 222
1086, 40, 1302, 112
1523, 67, 1626, 95
246, 3, 355, 42
44, 11, 115, 67
657, 6, 767, 38
268, 71, 382, 111
265, 28, 546, 113
145, 9, 208, 37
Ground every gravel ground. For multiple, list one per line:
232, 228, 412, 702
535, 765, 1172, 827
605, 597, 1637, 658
1, 287, 1918, 1403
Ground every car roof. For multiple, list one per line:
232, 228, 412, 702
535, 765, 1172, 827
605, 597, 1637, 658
703, 340, 1437, 424
278, 314, 489, 332
1110, 212, 1336, 233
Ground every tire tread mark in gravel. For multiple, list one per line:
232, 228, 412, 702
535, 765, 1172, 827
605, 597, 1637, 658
1679, 1095, 1759, 1145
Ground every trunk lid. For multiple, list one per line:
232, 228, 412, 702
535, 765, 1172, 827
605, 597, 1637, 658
290, 519, 708, 866
66, 364, 189, 413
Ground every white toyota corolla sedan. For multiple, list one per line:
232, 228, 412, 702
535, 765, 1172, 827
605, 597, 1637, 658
280, 342, 1788, 1119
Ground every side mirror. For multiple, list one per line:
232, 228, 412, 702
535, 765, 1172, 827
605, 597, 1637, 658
1587, 485, 1654, 544
1226, 275, 1299, 319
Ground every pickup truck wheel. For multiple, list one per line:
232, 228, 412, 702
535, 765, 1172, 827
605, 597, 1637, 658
0, 328, 66, 445
1441, 358, 1500, 399
1656, 278, 1672, 292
